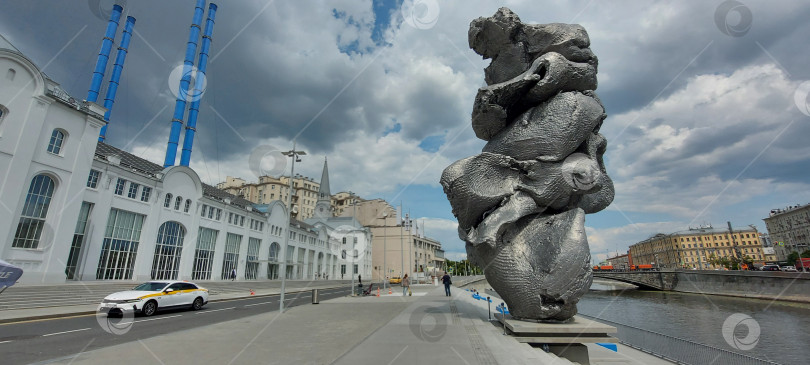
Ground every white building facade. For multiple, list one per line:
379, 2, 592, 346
0, 35, 360, 284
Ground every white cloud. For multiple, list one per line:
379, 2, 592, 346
603, 64, 810, 225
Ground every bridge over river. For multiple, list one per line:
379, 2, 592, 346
593, 270, 810, 303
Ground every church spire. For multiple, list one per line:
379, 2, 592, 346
315, 157, 332, 218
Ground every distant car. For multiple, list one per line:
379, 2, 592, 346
389, 276, 402, 285
761, 265, 781, 271
98, 281, 209, 317
781, 266, 798, 272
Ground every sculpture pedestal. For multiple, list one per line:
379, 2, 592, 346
495, 314, 617, 364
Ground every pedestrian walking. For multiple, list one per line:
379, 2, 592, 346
231, 268, 236, 281
441, 271, 452, 296
402, 274, 410, 296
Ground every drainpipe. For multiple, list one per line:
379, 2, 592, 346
180, 3, 217, 166
99, 16, 136, 142
164, 0, 206, 167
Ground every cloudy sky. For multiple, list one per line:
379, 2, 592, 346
2, 0, 810, 261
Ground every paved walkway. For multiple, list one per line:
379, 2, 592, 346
27, 278, 671, 365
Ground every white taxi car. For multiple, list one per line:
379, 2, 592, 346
98, 280, 209, 316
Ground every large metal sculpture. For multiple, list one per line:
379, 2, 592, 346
441, 8, 614, 321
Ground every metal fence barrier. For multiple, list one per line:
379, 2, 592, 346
578, 314, 779, 365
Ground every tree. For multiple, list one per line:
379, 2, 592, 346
788, 251, 800, 265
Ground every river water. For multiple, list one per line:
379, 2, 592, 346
467, 279, 810, 365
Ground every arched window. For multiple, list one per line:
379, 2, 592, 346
47, 129, 66, 155
174, 196, 182, 210
267, 242, 281, 280
12, 175, 56, 248
184, 199, 191, 213
164, 193, 173, 208
0, 104, 7, 136
151, 221, 185, 280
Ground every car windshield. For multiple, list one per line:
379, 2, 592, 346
132, 282, 169, 291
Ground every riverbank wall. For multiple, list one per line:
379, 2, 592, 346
672, 270, 810, 303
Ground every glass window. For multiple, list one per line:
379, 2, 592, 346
127, 182, 139, 199
208, 206, 215, 219
201, 205, 207, 217
267, 242, 281, 280
286, 245, 295, 279
164, 193, 173, 208
141, 187, 151, 202
151, 221, 185, 280
245, 238, 261, 280
192, 227, 218, 281
47, 129, 65, 154
133, 282, 168, 291
215, 209, 221, 220
12, 175, 56, 248
114, 178, 126, 195
96, 208, 145, 279
65, 202, 93, 279
184, 199, 191, 213
240, 216, 245, 227
221, 233, 242, 280
86, 170, 101, 188
174, 196, 182, 210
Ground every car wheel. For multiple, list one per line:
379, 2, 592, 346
191, 297, 204, 311
142, 300, 157, 317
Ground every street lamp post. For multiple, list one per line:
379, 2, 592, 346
279, 144, 306, 313
379, 211, 388, 290
403, 214, 412, 280
399, 206, 404, 278
350, 195, 358, 296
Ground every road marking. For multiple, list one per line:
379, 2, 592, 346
42, 328, 91, 337
0, 313, 97, 326
194, 307, 235, 314
135, 314, 182, 323
244, 301, 274, 307
0, 340, 13, 344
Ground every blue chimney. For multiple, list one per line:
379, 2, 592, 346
87, 4, 123, 103
180, 3, 217, 166
99, 16, 136, 142
164, 0, 206, 167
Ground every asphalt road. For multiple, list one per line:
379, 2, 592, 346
0, 286, 352, 365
